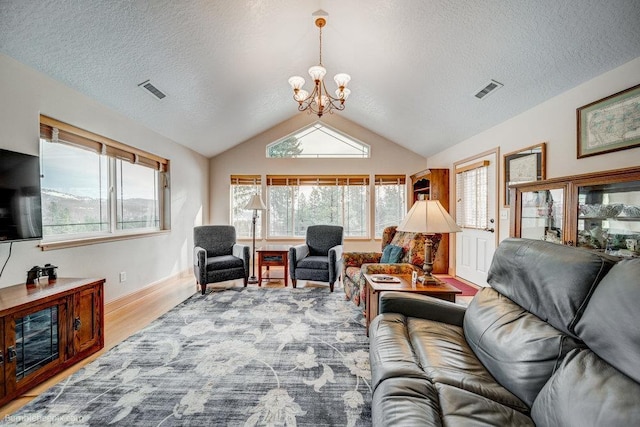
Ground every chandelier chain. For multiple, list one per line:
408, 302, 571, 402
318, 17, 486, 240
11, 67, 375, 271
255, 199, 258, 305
319, 24, 323, 65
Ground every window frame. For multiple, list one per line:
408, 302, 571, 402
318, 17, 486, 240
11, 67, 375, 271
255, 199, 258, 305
266, 122, 370, 159
455, 161, 489, 230
374, 175, 407, 238
38, 115, 170, 250
265, 175, 370, 239
229, 175, 262, 239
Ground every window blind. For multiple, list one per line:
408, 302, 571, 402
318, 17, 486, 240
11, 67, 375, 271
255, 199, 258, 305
39, 115, 169, 172
230, 175, 261, 185
456, 163, 488, 229
374, 175, 406, 185
266, 175, 369, 186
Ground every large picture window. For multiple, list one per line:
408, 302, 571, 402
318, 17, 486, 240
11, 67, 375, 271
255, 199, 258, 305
374, 175, 407, 238
230, 175, 261, 238
39, 116, 169, 242
266, 175, 369, 238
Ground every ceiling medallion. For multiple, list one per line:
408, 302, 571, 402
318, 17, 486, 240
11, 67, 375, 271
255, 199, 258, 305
288, 13, 351, 118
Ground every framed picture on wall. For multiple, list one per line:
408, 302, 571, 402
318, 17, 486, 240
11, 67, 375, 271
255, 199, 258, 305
577, 83, 640, 158
503, 142, 546, 206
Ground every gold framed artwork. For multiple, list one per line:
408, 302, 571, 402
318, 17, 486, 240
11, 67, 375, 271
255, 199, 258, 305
577, 83, 640, 158
503, 142, 546, 206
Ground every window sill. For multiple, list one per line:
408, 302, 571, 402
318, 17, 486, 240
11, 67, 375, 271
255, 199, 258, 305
39, 230, 170, 251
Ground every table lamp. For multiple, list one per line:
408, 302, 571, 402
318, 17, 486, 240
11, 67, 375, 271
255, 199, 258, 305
397, 199, 461, 279
245, 193, 267, 284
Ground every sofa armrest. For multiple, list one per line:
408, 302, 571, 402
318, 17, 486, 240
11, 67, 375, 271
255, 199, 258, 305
194, 246, 207, 285
342, 252, 383, 281
378, 291, 466, 327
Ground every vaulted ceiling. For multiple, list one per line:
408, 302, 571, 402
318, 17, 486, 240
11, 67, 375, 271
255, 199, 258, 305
1, 1, 639, 158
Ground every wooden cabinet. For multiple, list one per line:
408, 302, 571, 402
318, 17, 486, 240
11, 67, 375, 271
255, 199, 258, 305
510, 166, 640, 258
0, 277, 104, 406
410, 168, 450, 274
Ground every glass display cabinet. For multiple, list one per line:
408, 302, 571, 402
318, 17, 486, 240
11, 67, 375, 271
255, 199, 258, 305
575, 179, 640, 257
510, 166, 640, 259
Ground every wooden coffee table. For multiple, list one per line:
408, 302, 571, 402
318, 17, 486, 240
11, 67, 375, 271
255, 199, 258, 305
257, 245, 290, 286
363, 273, 462, 336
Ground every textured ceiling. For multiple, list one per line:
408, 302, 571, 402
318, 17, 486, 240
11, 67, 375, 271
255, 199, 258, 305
1, 1, 639, 158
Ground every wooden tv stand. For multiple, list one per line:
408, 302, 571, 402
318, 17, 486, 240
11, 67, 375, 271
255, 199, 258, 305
0, 277, 104, 406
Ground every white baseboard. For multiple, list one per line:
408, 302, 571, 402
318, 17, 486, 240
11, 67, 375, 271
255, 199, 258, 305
105, 269, 194, 315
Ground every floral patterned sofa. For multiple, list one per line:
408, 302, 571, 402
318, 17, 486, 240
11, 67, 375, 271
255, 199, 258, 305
342, 226, 440, 310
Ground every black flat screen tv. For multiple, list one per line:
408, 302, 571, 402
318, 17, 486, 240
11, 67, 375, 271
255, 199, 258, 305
0, 149, 43, 242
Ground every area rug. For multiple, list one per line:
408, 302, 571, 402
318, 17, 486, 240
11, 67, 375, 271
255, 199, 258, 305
3, 287, 372, 426
435, 275, 480, 297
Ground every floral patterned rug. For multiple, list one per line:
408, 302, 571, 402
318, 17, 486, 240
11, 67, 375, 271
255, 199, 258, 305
3, 287, 372, 426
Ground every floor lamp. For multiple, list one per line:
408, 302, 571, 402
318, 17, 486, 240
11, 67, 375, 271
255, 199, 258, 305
245, 193, 266, 284
397, 199, 462, 281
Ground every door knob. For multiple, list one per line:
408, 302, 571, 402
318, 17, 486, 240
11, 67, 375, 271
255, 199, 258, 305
484, 227, 495, 233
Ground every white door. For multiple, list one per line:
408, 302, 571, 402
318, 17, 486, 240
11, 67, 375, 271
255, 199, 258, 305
454, 150, 498, 286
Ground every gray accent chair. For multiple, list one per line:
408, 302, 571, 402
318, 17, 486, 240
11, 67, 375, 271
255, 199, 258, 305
289, 225, 344, 292
193, 225, 250, 294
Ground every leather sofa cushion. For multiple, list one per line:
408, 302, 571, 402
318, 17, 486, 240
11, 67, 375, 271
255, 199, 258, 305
407, 317, 528, 412
532, 349, 640, 427
464, 287, 583, 407
575, 259, 640, 383
436, 383, 535, 426
296, 255, 329, 270
372, 377, 442, 427
369, 314, 427, 391
205, 255, 244, 271
487, 238, 615, 338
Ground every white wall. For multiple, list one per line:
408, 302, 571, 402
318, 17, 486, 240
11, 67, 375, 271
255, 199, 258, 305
0, 54, 209, 301
428, 56, 640, 244
209, 113, 427, 252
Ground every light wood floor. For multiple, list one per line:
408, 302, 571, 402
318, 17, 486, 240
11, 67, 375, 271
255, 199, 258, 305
0, 276, 197, 418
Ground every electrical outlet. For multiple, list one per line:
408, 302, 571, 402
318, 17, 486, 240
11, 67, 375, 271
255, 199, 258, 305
119, 271, 127, 283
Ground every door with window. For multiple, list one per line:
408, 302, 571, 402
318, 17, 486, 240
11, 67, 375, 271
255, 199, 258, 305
454, 150, 498, 286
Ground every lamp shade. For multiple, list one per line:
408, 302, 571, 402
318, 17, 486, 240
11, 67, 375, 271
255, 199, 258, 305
244, 194, 266, 211
397, 200, 461, 234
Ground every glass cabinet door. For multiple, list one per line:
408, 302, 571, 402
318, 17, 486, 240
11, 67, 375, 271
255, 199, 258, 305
520, 188, 565, 244
15, 306, 59, 381
576, 181, 640, 258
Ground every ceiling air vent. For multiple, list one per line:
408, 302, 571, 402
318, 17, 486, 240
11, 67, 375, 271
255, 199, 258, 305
138, 80, 166, 100
473, 79, 503, 100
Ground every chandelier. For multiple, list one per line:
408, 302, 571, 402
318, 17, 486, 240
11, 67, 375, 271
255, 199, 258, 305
288, 15, 351, 118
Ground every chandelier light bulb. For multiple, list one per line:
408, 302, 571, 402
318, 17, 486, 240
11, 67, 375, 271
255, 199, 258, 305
333, 73, 351, 88
308, 65, 327, 82
294, 89, 309, 102
288, 76, 305, 90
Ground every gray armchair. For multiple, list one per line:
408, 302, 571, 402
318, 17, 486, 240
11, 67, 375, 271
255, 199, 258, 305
193, 225, 250, 294
289, 225, 344, 292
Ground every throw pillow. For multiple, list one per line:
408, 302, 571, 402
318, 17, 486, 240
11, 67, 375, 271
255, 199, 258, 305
380, 244, 404, 263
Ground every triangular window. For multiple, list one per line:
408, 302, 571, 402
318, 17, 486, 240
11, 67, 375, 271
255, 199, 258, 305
266, 122, 370, 158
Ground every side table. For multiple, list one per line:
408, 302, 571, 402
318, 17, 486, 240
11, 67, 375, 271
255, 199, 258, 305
363, 273, 461, 336
256, 245, 290, 286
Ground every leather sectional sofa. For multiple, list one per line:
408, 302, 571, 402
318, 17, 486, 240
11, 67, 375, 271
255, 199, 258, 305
369, 238, 640, 426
